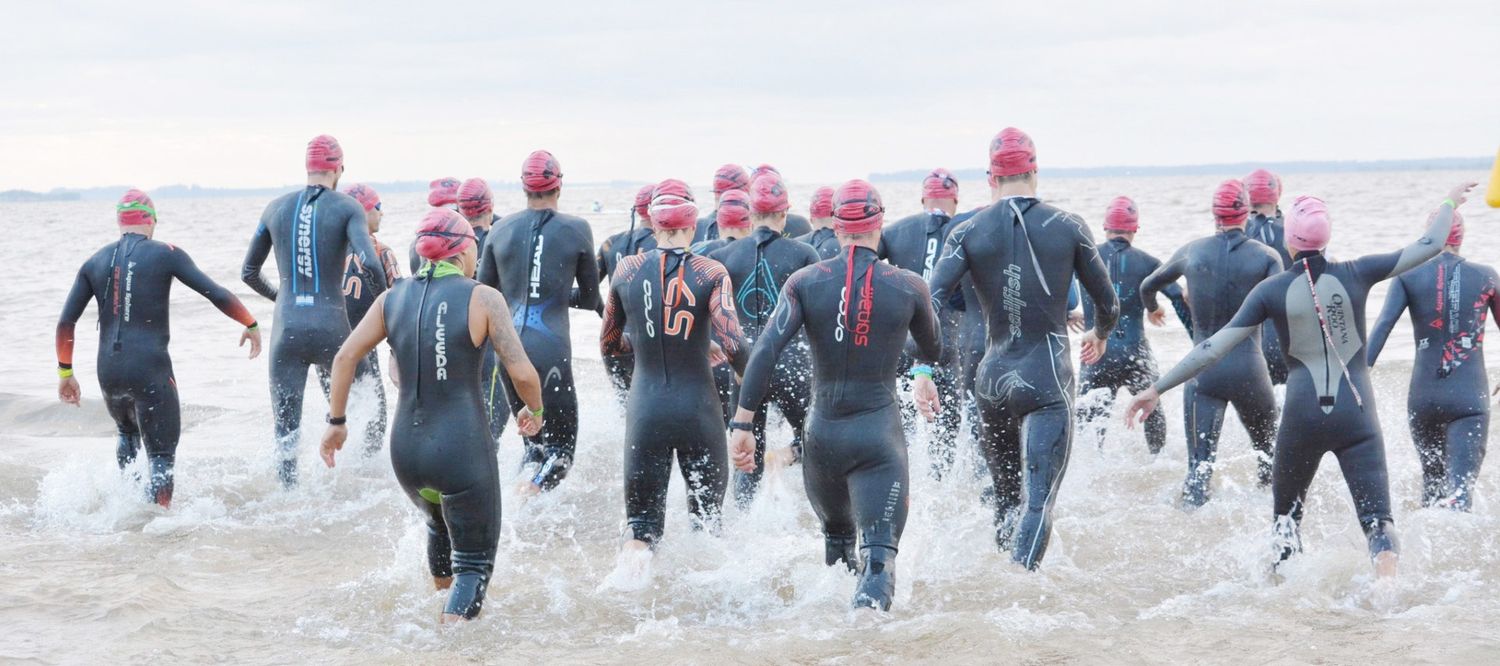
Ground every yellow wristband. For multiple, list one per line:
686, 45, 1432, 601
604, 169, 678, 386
58, 368, 74, 378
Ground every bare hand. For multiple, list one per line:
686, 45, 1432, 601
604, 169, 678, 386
1446, 182, 1478, 208
707, 341, 727, 367
729, 429, 757, 473
515, 408, 543, 438
1067, 311, 1085, 333
58, 376, 81, 406
764, 446, 796, 473
1147, 309, 1166, 327
1079, 331, 1108, 365
320, 424, 348, 468
912, 374, 941, 421
240, 327, 262, 359
1123, 387, 1160, 429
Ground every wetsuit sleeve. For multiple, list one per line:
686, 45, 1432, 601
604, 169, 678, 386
927, 224, 970, 315
1153, 281, 1272, 394
1163, 283, 1193, 333
171, 248, 257, 327
1074, 226, 1118, 337
1365, 278, 1409, 366
380, 246, 402, 284
905, 272, 942, 364
710, 269, 749, 374
1355, 202, 1455, 283
568, 226, 602, 312
599, 281, 631, 357
476, 239, 500, 290
241, 218, 278, 302
737, 276, 806, 412
1140, 245, 1187, 314
56, 268, 94, 368
345, 211, 387, 293
596, 238, 612, 284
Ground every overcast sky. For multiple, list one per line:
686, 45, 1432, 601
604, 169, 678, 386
4, 0, 1496, 190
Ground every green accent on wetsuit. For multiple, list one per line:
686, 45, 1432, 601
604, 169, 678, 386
419, 487, 442, 504
421, 261, 466, 280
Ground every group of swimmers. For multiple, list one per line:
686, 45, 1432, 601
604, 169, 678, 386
54, 131, 1490, 622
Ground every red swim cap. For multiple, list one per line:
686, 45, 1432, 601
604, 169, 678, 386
116, 188, 157, 226
1103, 196, 1139, 232
1244, 169, 1281, 206
713, 164, 750, 194
649, 179, 698, 230
343, 183, 381, 212
1212, 179, 1250, 227
988, 127, 1036, 178
306, 134, 343, 172
428, 177, 461, 207
809, 186, 835, 218
749, 173, 789, 214
521, 150, 562, 193
457, 178, 493, 218
751, 164, 780, 180
1286, 195, 1332, 253
717, 190, 752, 229
922, 168, 959, 200
634, 183, 654, 220
414, 208, 477, 262
832, 179, 885, 234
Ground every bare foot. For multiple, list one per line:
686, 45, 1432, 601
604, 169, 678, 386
434, 576, 453, 591
439, 613, 467, 625
515, 480, 542, 498
1374, 551, 1399, 578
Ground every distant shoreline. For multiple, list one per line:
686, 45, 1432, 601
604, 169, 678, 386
2, 157, 1488, 202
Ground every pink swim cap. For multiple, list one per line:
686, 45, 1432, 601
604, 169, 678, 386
713, 164, 750, 194
428, 177, 461, 207
634, 184, 654, 220
809, 186, 835, 218
116, 188, 157, 226
1439, 208, 1465, 247
1244, 169, 1281, 206
1103, 196, 1139, 232
1212, 179, 1249, 227
832, 179, 885, 234
521, 150, 562, 193
305, 134, 343, 172
1286, 195, 1332, 253
414, 208, 477, 262
457, 178, 493, 218
988, 127, 1036, 178
343, 183, 381, 212
717, 190, 752, 229
649, 179, 698, 230
751, 164, 780, 180
922, 168, 959, 200
749, 173, 789, 214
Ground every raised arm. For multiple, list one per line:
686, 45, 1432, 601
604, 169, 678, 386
1357, 186, 1475, 283
737, 277, 806, 413
1140, 245, 1188, 314
241, 219, 278, 301
1154, 283, 1272, 395
1366, 279, 1410, 367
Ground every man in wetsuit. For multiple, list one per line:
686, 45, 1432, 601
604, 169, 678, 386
1245, 168, 1292, 384
1139, 179, 1283, 507
410, 177, 464, 273
878, 168, 965, 474
692, 164, 750, 244
748, 164, 812, 238
731, 179, 942, 611
242, 134, 388, 487
599, 179, 748, 585
320, 208, 544, 624
596, 184, 658, 400
477, 149, 601, 496
58, 189, 262, 507
1368, 209, 1496, 510
339, 183, 401, 454
709, 172, 820, 506
928, 128, 1118, 570
1077, 196, 1191, 455
1128, 184, 1478, 577
795, 186, 840, 259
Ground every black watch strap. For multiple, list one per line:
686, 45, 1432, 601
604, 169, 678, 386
728, 420, 754, 432
327, 414, 347, 426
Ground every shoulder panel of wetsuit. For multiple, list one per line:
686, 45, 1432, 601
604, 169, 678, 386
1153, 279, 1272, 394
1366, 274, 1411, 367
1073, 220, 1118, 336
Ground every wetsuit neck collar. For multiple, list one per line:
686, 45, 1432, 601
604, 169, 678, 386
1107, 236, 1132, 248
751, 226, 781, 245
419, 260, 466, 279
924, 211, 951, 232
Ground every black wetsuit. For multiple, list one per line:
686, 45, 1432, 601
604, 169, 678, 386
59, 234, 258, 506
597, 225, 659, 399
243, 185, 386, 486
929, 197, 1119, 570
383, 268, 499, 619
476, 208, 600, 490
341, 239, 400, 453
694, 210, 812, 243
1078, 238, 1191, 454
601, 249, 748, 545
1140, 228, 1282, 505
1155, 205, 1458, 561
708, 226, 820, 506
740, 246, 940, 610
1247, 211, 1292, 384
687, 234, 744, 423
1368, 252, 1498, 510
797, 227, 841, 260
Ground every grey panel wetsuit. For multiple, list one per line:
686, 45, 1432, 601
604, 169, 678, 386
341, 238, 401, 453
243, 185, 386, 487
1140, 228, 1282, 505
59, 234, 258, 506
1078, 237, 1191, 455
477, 208, 600, 490
600, 249, 747, 545
928, 196, 1119, 570
1153, 204, 1459, 561
597, 224, 659, 400
1248, 211, 1292, 384
383, 270, 499, 619
1368, 252, 1498, 510
739, 246, 941, 610
797, 227, 841, 260
708, 226, 821, 506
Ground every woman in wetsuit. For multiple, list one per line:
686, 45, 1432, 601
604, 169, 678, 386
319, 209, 544, 623
1127, 182, 1478, 578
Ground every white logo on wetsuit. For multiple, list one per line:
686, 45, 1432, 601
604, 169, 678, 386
296, 201, 315, 279
124, 261, 136, 322
922, 237, 939, 281
434, 301, 449, 381
835, 285, 850, 342
1003, 264, 1025, 339
642, 279, 656, 338
529, 236, 545, 299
